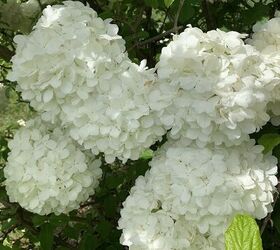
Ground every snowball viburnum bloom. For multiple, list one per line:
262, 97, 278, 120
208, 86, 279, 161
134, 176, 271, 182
119, 175, 225, 250
8, 1, 166, 163
150, 27, 275, 146
4, 118, 102, 215
248, 14, 280, 123
119, 138, 278, 249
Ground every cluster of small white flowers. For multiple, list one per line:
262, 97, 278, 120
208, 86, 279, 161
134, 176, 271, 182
119, 139, 278, 249
149, 27, 274, 146
8, 1, 166, 163
247, 13, 280, 126
4, 118, 102, 215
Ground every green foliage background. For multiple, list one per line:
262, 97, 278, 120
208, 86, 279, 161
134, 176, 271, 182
0, 0, 280, 249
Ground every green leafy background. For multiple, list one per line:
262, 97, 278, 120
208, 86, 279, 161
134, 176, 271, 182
0, 0, 280, 249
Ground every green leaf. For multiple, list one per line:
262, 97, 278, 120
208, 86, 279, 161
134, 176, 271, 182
258, 133, 280, 154
164, 0, 175, 7
32, 215, 48, 226
103, 196, 118, 217
79, 233, 99, 250
178, 1, 195, 22
105, 175, 123, 189
272, 198, 280, 235
39, 223, 54, 250
49, 214, 69, 227
96, 221, 112, 240
140, 149, 154, 160
225, 214, 263, 250
242, 3, 269, 26
0, 245, 12, 250
144, 0, 158, 8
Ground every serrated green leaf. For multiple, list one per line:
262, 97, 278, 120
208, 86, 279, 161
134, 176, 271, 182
258, 133, 280, 154
39, 223, 54, 250
225, 214, 263, 250
164, 0, 175, 7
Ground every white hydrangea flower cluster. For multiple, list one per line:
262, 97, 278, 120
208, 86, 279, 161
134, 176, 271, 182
4, 118, 102, 215
149, 27, 275, 146
119, 139, 278, 249
8, 1, 166, 163
247, 13, 280, 126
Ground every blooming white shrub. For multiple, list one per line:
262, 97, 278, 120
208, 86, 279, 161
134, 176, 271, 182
4, 2, 280, 247
8, 1, 166, 163
4, 118, 102, 215
150, 27, 274, 147
119, 138, 278, 249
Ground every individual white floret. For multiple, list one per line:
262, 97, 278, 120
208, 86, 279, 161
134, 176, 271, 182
4, 118, 102, 215
8, 1, 166, 163
150, 27, 275, 146
119, 138, 278, 248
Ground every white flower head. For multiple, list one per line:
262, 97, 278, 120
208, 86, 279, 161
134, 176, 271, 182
9, 1, 166, 163
150, 27, 274, 146
248, 16, 280, 105
119, 174, 224, 250
119, 138, 278, 249
4, 117, 102, 215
